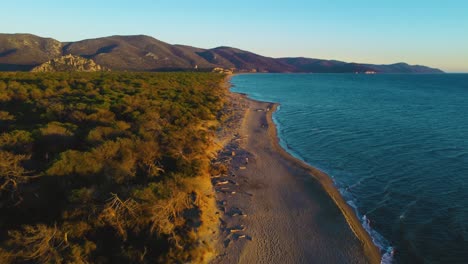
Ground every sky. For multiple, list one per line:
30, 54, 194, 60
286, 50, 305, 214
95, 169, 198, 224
2, 0, 467, 72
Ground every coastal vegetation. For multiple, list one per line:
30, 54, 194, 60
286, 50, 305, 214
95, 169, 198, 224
0, 72, 226, 263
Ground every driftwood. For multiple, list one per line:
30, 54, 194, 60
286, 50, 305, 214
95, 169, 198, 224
227, 207, 246, 217
216, 180, 230, 185
231, 212, 246, 217
215, 189, 236, 195
214, 178, 238, 185
234, 234, 252, 241
228, 225, 245, 233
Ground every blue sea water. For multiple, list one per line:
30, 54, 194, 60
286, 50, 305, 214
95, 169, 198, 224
230, 73, 468, 264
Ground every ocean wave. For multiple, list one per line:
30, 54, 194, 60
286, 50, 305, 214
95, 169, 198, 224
340, 188, 394, 264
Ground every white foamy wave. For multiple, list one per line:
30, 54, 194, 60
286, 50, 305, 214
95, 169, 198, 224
340, 185, 394, 264
361, 214, 394, 263
381, 247, 395, 264
346, 199, 358, 210
274, 106, 395, 263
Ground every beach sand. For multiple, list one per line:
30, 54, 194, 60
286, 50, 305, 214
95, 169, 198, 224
212, 90, 381, 264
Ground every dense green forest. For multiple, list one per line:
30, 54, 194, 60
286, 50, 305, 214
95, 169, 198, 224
0, 72, 226, 263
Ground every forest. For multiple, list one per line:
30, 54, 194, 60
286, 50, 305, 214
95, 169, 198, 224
0, 72, 227, 263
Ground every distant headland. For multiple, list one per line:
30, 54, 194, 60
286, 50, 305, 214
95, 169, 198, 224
0, 33, 443, 73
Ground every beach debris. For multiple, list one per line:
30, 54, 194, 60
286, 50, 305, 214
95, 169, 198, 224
227, 207, 247, 217
237, 191, 253, 197
223, 238, 231, 248
216, 180, 230, 185
228, 225, 245, 233
233, 234, 253, 241
231, 151, 236, 156
239, 166, 246, 170
228, 179, 238, 185
219, 217, 227, 227
216, 189, 237, 195
219, 156, 232, 162
213, 178, 238, 185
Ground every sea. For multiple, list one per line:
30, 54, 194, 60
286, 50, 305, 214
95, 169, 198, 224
230, 73, 468, 264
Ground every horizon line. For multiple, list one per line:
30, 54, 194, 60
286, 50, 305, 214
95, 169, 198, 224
2, 32, 464, 72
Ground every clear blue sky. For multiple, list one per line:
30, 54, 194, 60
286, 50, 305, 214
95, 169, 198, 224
2, 0, 467, 72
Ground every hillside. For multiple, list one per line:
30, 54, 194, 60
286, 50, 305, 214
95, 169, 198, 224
31, 54, 107, 72
0, 34, 62, 71
0, 33, 444, 73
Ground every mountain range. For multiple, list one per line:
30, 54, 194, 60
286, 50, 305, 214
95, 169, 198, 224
0, 33, 443, 73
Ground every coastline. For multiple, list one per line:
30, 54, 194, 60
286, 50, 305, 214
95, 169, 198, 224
264, 102, 382, 263
212, 75, 381, 263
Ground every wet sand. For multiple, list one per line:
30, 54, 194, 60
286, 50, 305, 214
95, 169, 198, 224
212, 91, 381, 264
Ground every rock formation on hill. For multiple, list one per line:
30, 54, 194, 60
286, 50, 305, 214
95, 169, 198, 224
31, 54, 107, 72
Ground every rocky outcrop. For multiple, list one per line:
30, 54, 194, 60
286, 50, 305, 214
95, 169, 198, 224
31, 55, 108, 72
212, 67, 234, 74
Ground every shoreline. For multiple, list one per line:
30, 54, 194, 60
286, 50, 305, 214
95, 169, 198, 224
229, 73, 381, 262
262, 101, 382, 263
212, 74, 381, 263
212, 76, 382, 264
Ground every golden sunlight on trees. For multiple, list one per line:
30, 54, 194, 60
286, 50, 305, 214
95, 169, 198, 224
0, 72, 226, 263
0, 151, 31, 192
4, 224, 67, 264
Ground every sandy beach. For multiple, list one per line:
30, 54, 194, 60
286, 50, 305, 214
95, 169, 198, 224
212, 88, 381, 264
